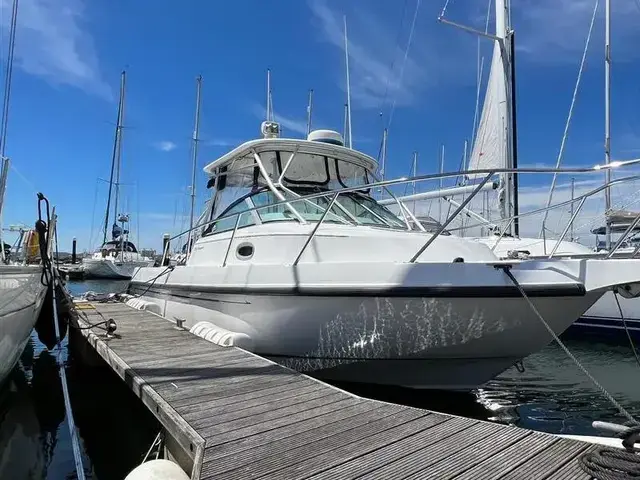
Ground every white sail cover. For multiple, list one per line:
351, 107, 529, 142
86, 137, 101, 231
467, 40, 509, 180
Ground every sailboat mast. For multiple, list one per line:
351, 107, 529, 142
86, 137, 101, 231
604, 0, 612, 249
509, 30, 519, 237
187, 75, 203, 257
495, 0, 516, 236
112, 71, 126, 238
102, 71, 126, 245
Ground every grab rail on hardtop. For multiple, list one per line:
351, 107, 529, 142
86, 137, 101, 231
160, 158, 640, 266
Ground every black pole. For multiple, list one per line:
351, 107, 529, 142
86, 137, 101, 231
509, 31, 520, 237
101, 73, 125, 245
162, 233, 170, 266
71, 237, 77, 264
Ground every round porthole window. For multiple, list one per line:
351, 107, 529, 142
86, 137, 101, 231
236, 242, 254, 260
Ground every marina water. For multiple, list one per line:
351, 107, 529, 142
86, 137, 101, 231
0, 280, 639, 479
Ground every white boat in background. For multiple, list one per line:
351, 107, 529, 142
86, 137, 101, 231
83, 238, 154, 280
129, 119, 640, 391
382, 0, 640, 341
85, 71, 152, 279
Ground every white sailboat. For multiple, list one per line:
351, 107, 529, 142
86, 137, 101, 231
128, 114, 640, 390
0, 0, 48, 387
386, 0, 640, 340
84, 71, 154, 280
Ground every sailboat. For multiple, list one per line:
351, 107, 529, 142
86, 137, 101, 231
0, 0, 49, 386
385, 0, 640, 340
83, 71, 154, 280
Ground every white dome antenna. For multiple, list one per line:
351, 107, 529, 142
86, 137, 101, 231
307, 129, 344, 147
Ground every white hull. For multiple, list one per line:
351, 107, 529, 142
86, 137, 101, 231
0, 266, 47, 385
83, 258, 153, 280
129, 230, 637, 391
475, 236, 640, 339
131, 286, 600, 390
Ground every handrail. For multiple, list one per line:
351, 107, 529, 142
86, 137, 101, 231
409, 173, 494, 262
606, 212, 640, 259
548, 196, 587, 258
162, 162, 640, 266
222, 213, 243, 267
293, 193, 340, 266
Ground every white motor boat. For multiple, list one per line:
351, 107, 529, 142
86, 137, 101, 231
129, 124, 640, 390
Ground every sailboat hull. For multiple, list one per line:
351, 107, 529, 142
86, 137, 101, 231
0, 266, 47, 385
83, 258, 153, 280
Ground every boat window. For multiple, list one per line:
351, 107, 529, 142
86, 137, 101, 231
336, 193, 406, 228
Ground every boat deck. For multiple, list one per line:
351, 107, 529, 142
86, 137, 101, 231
74, 301, 599, 480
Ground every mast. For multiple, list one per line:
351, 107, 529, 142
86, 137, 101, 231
495, 0, 516, 236
102, 71, 126, 245
570, 177, 575, 241
604, 0, 612, 249
112, 71, 126, 241
380, 128, 388, 196
343, 15, 353, 148
187, 75, 202, 257
306, 89, 313, 136
509, 30, 519, 237
439, 145, 445, 222
412, 151, 418, 214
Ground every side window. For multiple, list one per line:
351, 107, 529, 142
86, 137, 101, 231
211, 200, 256, 234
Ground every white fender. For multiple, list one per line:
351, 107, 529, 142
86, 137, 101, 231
124, 460, 189, 480
126, 297, 162, 315
190, 321, 255, 351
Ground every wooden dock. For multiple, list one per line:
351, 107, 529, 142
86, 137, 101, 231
73, 301, 599, 480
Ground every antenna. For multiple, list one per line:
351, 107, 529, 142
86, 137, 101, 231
187, 74, 202, 258
343, 103, 348, 140
266, 69, 273, 121
344, 15, 353, 148
306, 89, 314, 136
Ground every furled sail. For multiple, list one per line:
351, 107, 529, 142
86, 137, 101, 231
467, 40, 509, 180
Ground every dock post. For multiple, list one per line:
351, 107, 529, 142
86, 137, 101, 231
162, 233, 170, 266
71, 237, 77, 264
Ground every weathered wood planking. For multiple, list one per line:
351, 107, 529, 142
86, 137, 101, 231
75, 300, 601, 480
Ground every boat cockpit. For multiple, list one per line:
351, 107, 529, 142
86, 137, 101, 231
201, 129, 416, 237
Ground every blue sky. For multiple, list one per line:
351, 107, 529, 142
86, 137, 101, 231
1, 0, 640, 251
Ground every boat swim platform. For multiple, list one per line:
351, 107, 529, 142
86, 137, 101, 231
73, 301, 600, 480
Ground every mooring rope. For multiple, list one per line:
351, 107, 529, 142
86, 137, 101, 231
613, 291, 640, 370
496, 264, 640, 479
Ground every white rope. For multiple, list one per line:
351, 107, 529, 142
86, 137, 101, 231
539, 0, 599, 237
387, 0, 422, 131
499, 265, 637, 424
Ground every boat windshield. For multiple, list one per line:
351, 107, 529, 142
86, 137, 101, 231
205, 187, 406, 234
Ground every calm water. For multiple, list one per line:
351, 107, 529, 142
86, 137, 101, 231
1, 279, 639, 479
0, 279, 159, 480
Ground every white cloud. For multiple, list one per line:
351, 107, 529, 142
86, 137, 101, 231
250, 104, 309, 135
514, 0, 640, 62
0, 0, 111, 98
205, 138, 237, 147
308, 0, 430, 109
154, 141, 177, 152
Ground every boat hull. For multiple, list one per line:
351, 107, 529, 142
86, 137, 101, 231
83, 259, 153, 279
475, 236, 640, 343
128, 283, 601, 390
0, 266, 47, 384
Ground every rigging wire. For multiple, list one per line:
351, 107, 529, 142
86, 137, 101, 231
377, 0, 410, 123
539, 0, 599, 238
386, 0, 422, 133
0, 0, 18, 159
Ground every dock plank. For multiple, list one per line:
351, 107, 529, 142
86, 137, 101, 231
74, 300, 598, 480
